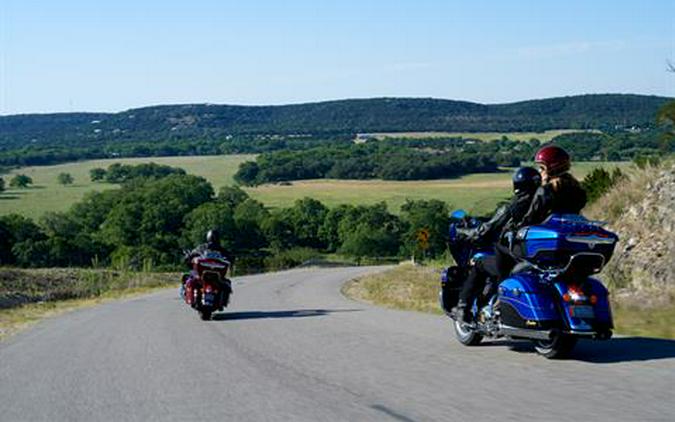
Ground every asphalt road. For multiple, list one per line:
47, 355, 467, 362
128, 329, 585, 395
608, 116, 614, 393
1, 267, 674, 422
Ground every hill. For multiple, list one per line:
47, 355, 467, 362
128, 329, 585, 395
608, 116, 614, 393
1, 94, 670, 150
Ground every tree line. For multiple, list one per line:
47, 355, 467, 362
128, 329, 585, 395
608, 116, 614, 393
0, 164, 452, 271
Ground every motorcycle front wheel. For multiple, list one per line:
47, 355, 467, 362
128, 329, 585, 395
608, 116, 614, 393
533, 333, 577, 359
453, 319, 483, 346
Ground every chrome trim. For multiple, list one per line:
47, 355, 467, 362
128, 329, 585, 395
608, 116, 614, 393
566, 235, 616, 246
563, 329, 597, 337
517, 252, 606, 277
499, 324, 553, 340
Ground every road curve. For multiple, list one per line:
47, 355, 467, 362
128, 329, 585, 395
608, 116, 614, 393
1, 267, 674, 421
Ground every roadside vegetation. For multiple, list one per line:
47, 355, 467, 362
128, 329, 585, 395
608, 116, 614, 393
0, 268, 178, 340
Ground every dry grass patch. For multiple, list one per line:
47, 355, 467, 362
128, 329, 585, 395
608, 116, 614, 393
343, 263, 442, 314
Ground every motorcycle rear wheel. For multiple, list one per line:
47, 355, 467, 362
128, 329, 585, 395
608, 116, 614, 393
199, 310, 212, 321
453, 319, 483, 346
533, 333, 577, 359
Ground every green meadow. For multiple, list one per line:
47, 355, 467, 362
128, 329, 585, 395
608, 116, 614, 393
0, 155, 629, 219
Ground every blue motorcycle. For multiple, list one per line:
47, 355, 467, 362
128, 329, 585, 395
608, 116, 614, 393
440, 210, 618, 358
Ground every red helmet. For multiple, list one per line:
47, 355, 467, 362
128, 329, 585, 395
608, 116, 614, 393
534, 145, 570, 176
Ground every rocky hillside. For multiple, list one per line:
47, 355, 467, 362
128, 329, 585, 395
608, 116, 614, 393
586, 161, 675, 302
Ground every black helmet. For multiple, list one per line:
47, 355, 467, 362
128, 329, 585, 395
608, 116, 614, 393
206, 229, 220, 245
512, 166, 541, 194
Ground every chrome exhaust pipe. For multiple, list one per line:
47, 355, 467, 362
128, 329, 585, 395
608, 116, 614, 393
499, 325, 554, 340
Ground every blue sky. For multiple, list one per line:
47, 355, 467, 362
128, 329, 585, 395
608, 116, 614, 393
1, 0, 673, 114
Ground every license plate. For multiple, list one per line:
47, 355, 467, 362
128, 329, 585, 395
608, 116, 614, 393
570, 305, 595, 319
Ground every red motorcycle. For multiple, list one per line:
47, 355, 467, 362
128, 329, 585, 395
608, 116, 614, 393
181, 251, 232, 320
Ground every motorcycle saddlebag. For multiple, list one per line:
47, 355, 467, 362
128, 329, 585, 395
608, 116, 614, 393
498, 273, 562, 330
440, 266, 464, 313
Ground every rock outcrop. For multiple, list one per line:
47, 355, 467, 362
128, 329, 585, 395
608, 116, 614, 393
587, 162, 675, 303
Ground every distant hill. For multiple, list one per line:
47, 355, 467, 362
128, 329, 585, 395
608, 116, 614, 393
0, 94, 671, 149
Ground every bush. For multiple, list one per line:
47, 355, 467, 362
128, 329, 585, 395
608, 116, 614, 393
57, 172, 74, 185
263, 248, 321, 271
9, 174, 32, 188
582, 167, 625, 204
90, 168, 106, 182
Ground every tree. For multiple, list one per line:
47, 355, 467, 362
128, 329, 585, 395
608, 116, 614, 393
182, 201, 238, 251
9, 174, 33, 188
339, 224, 400, 262
0, 177, 4, 193
234, 161, 260, 185
89, 168, 106, 182
284, 198, 328, 249
0, 214, 46, 266
57, 172, 74, 185
101, 174, 214, 264
217, 185, 250, 209
400, 199, 449, 258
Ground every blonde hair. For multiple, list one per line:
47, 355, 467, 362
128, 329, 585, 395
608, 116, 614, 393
549, 172, 579, 192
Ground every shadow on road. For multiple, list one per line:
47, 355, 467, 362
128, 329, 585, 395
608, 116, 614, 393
571, 337, 675, 363
481, 336, 675, 363
213, 308, 362, 321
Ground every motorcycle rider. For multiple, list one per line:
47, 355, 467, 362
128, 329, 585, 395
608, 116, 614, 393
181, 229, 233, 299
186, 229, 233, 263
452, 166, 542, 324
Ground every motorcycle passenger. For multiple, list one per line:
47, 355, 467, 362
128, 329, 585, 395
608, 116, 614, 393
452, 166, 542, 324
522, 145, 587, 226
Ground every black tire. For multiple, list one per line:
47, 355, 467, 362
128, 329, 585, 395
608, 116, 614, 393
199, 309, 212, 321
453, 319, 483, 346
533, 333, 578, 359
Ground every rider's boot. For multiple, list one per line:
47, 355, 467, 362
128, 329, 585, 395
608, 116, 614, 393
451, 300, 473, 325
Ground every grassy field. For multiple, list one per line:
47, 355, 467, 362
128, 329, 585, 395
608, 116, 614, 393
0, 155, 254, 220
369, 129, 596, 142
344, 264, 675, 339
247, 161, 630, 213
0, 156, 629, 219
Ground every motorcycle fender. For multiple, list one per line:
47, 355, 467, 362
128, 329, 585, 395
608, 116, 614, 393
498, 273, 561, 329
553, 277, 613, 332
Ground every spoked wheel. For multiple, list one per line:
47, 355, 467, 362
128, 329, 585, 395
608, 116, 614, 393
533, 333, 577, 359
453, 319, 483, 346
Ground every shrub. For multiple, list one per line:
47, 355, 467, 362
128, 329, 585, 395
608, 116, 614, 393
9, 174, 32, 188
57, 172, 74, 185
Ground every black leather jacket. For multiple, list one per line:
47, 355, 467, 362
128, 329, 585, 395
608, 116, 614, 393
468, 191, 534, 244
186, 242, 233, 266
521, 175, 587, 227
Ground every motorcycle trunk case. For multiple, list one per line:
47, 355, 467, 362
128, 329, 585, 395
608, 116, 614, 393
511, 214, 618, 270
